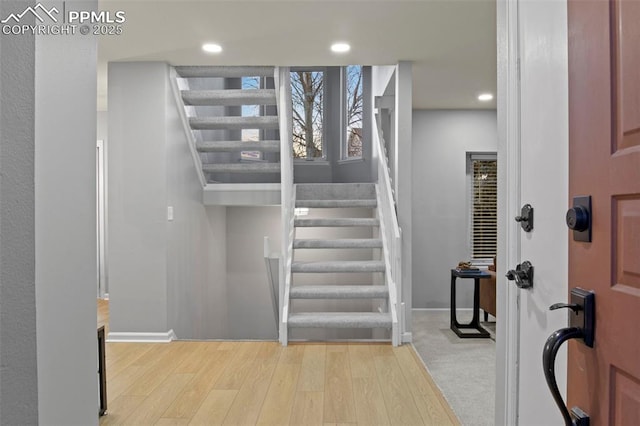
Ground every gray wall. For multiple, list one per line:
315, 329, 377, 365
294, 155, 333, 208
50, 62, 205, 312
108, 62, 170, 334
412, 110, 498, 308
97, 111, 108, 142
166, 83, 230, 338
226, 207, 281, 339
1, 4, 100, 423
34, 11, 100, 424
108, 61, 227, 339
109, 62, 278, 340
0, 3, 38, 422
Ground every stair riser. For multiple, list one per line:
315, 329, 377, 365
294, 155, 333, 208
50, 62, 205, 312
197, 141, 280, 153
203, 164, 281, 174
176, 66, 274, 78
294, 240, 382, 249
290, 291, 388, 299
288, 312, 392, 329
294, 219, 379, 227
295, 200, 377, 208
296, 183, 376, 200
288, 322, 392, 329
292, 266, 385, 273
182, 90, 276, 106
190, 117, 279, 130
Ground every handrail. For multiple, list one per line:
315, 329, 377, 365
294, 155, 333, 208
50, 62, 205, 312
169, 67, 207, 187
374, 111, 402, 346
274, 67, 294, 346
263, 236, 280, 331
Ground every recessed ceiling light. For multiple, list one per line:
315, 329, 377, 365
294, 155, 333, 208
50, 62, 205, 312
202, 43, 222, 54
331, 42, 351, 53
478, 93, 494, 101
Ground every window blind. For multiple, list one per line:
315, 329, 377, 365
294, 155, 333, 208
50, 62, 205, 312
469, 156, 497, 260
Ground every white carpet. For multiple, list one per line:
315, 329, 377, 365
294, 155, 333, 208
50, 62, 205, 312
412, 310, 496, 426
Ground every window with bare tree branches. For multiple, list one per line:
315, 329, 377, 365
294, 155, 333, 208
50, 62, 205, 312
291, 70, 324, 159
344, 65, 363, 158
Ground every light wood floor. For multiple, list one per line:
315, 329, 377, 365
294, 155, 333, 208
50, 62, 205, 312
98, 299, 459, 426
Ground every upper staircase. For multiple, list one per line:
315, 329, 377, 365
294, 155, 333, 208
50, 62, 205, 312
173, 66, 282, 184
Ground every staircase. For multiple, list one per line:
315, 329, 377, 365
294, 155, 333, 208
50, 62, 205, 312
173, 66, 281, 184
285, 183, 394, 341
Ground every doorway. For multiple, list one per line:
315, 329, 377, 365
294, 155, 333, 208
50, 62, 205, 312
97, 139, 107, 298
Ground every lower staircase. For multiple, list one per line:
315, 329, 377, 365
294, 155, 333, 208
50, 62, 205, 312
286, 183, 393, 340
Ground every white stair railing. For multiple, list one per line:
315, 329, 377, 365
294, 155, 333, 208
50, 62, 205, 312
374, 112, 402, 346
263, 236, 280, 331
274, 67, 294, 346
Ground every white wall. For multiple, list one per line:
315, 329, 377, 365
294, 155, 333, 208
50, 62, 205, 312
495, 0, 569, 424
34, 4, 99, 423
371, 64, 413, 340
412, 110, 498, 308
395, 62, 413, 338
0, 3, 38, 422
516, 0, 569, 424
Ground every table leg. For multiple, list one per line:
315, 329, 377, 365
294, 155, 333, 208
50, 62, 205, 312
450, 275, 457, 328
450, 274, 490, 338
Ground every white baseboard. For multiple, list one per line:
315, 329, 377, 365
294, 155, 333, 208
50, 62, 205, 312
402, 332, 413, 343
106, 329, 177, 343
412, 308, 473, 312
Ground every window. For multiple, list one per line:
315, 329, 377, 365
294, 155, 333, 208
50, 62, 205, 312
344, 65, 363, 158
468, 154, 497, 261
291, 70, 324, 159
240, 76, 262, 161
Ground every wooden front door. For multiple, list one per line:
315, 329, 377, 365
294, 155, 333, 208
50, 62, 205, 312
568, 0, 640, 423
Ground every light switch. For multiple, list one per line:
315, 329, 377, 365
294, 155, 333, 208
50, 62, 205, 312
167, 206, 174, 221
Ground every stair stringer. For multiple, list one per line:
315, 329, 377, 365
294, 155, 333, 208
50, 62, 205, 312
169, 67, 207, 187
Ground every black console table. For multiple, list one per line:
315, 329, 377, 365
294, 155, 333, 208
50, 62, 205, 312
98, 325, 107, 416
450, 269, 491, 338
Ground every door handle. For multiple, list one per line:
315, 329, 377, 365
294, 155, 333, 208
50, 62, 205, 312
542, 288, 595, 426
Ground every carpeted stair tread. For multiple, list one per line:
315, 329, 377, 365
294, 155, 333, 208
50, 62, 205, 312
290, 285, 388, 299
202, 163, 280, 173
197, 140, 280, 153
294, 218, 379, 227
182, 89, 276, 106
295, 199, 377, 208
176, 66, 275, 78
288, 312, 392, 328
293, 238, 382, 249
190, 116, 279, 130
291, 260, 385, 273
296, 183, 376, 200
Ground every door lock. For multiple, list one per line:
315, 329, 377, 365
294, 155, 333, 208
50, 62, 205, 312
515, 203, 534, 232
505, 261, 534, 289
566, 196, 591, 242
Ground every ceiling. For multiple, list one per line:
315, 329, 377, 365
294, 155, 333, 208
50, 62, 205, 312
98, 0, 497, 111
